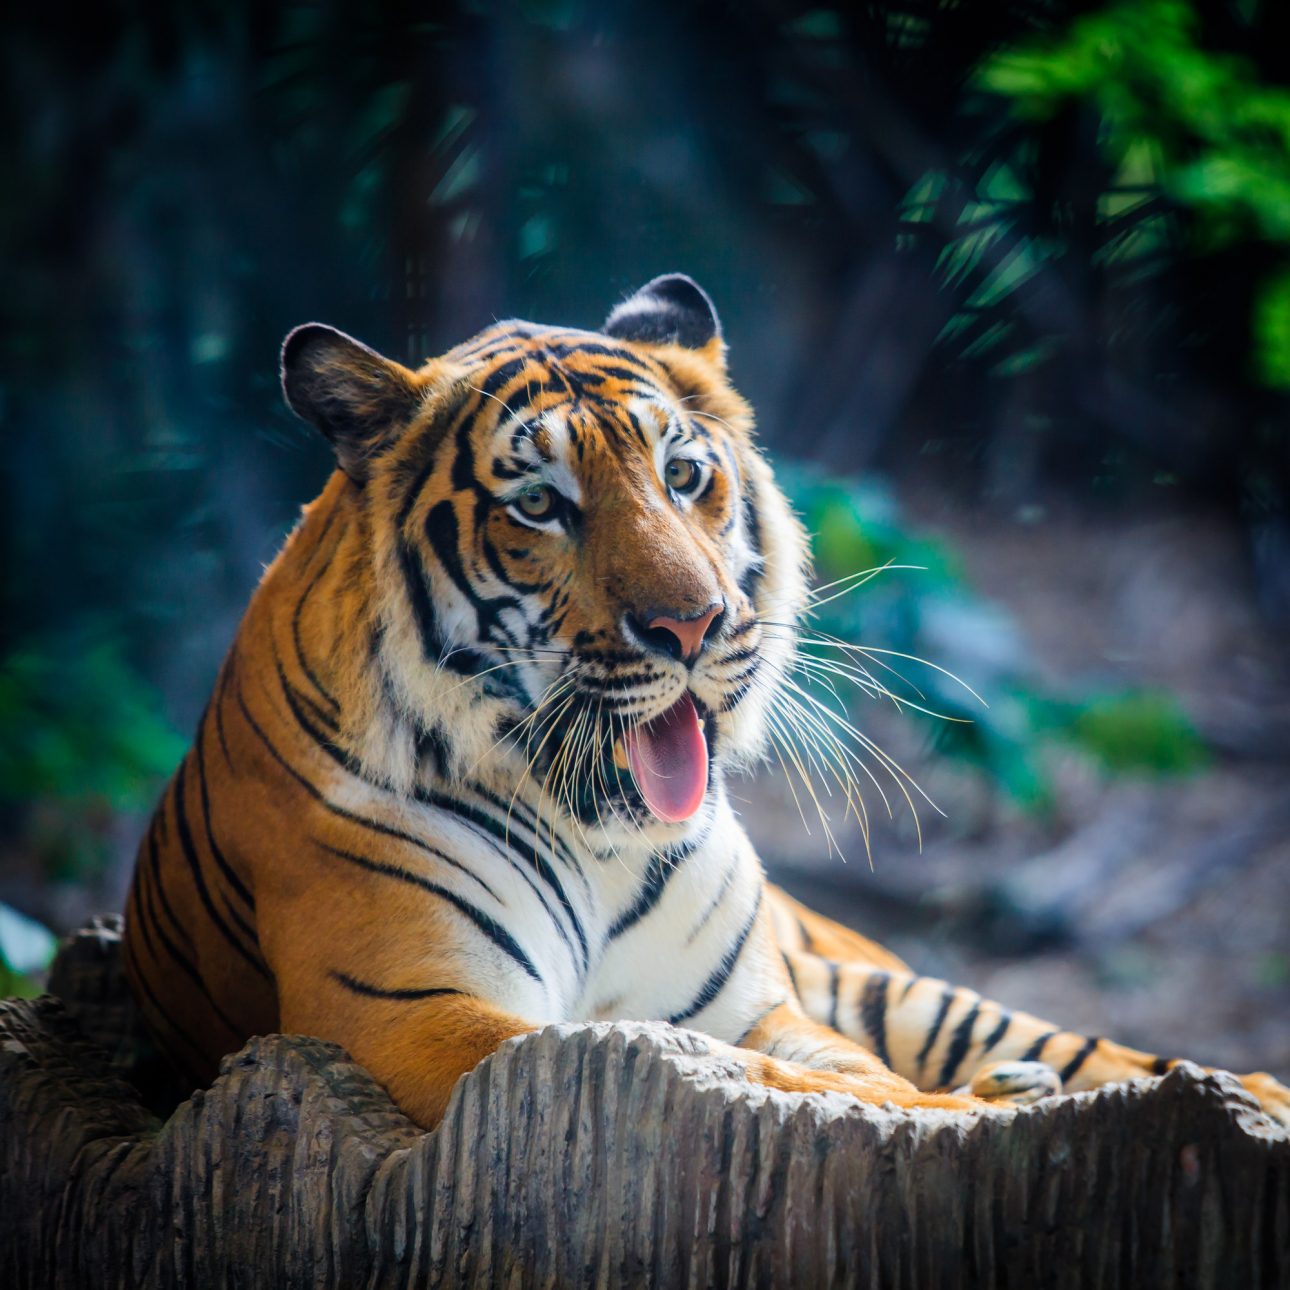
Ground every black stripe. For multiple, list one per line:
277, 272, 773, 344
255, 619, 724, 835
246, 655, 580, 983
738, 488, 764, 597
608, 849, 682, 939
476, 353, 534, 402
396, 442, 442, 528
127, 866, 157, 964
717, 667, 760, 714
143, 820, 184, 939
213, 656, 236, 769
425, 790, 588, 971
1022, 1030, 1058, 1062
937, 1000, 981, 1089
1151, 1055, 1173, 1075
669, 888, 763, 1024
330, 970, 462, 1002
782, 952, 800, 997
138, 831, 246, 1037
274, 652, 343, 749
398, 537, 448, 667
121, 938, 209, 1065
394, 537, 490, 677
424, 499, 520, 636
471, 781, 586, 886
686, 856, 736, 943
291, 506, 341, 710
979, 1010, 1012, 1057
1057, 1037, 1100, 1085
318, 841, 542, 984
826, 961, 840, 1031
455, 328, 532, 359
281, 664, 340, 734
794, 916, 813, 951
578, 362, 657, 388
717, 645, 759, 670
194, 722, 256, 911
234, 681, 500, 903
543, 340, 657, 369
915, 987, 955, 1075
860, 972, 892, 1069
172, 757, 271, 981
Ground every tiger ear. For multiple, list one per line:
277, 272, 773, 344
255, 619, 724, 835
281, 324, 424, 482
604, 274, 724, 356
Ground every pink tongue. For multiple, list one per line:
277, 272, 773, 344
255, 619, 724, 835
623, 692, 709, 823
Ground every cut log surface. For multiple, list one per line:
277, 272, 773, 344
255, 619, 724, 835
2, 919, 1287, 1288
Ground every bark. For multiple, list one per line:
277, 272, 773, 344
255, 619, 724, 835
1, 918, 1287, 1289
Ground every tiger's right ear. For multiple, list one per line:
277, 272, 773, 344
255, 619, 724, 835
281, 324, 424, 482
604, 274, 723, 353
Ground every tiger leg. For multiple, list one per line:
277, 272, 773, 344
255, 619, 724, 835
278, 978, 536, 1129
717, 999, 981, 1113
783, 947, 1290, 1124
262, 876, 543, 1129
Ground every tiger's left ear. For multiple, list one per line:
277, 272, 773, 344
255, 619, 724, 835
604, 274, 725, 364
281, 324, 425, 483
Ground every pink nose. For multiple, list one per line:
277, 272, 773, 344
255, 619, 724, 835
646, 603, 724, 664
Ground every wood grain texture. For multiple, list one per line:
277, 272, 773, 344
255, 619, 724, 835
2, 919, 1287, 1288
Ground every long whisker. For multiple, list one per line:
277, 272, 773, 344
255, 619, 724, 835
754, 667, 880, 839
803, 562, 926, 611
764, 623, 988, 709
796, 644, 929, 704
507, 689, 578, 848
792, 652, 971, 725
778, 673, 941, 850
439, 656, 548, 699
463, 668, 578, 780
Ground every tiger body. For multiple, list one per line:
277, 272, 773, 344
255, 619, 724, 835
123, 275, 1289, 1129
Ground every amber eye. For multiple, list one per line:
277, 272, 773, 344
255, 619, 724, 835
514, 483, 557, 521
665, 457, 701, 494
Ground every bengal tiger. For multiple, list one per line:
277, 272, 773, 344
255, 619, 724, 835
121, 274, 1289, 1130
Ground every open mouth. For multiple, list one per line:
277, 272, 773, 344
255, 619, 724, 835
613, 691, 710, 824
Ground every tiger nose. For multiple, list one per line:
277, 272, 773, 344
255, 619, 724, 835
631, 602, 725, 665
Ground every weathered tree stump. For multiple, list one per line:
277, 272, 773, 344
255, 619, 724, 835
1, 918, 1287, 1288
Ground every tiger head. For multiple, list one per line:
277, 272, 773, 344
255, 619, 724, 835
281, 275, 808, 850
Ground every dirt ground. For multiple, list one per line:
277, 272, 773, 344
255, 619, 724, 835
749, 485, 1290, 1077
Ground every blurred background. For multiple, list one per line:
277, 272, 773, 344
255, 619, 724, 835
2, 0, 1288, 1074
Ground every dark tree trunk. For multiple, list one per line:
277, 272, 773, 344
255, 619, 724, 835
1, 918, 1287, 1288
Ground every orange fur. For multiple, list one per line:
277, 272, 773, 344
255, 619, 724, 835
122, 289, 1289, 1131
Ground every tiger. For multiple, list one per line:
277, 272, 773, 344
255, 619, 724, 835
121, 273, 1290, 1130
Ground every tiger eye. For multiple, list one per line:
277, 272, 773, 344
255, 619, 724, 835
515, 484, 556, 520
665, 458, 699, 493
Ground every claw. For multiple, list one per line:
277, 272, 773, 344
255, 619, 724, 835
964, 1060, 1061, 1106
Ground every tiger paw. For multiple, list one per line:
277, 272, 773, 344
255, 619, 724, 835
962, 1060, 1062, 1106
1235, 1071, 1290, 1129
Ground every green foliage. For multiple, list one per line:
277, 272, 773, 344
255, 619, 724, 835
0, 0, 1278, 884
782, 466, 1209, 808
0, 637, 184, 809
978, 0, 1290, 385
0, 956, 42, 1000
1031, 689, 1208, 775
0, 636, 184, 878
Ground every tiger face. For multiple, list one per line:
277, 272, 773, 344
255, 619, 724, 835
282, 275, 808, 850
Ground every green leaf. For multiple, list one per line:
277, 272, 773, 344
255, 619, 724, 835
1043, 690, 1208, 774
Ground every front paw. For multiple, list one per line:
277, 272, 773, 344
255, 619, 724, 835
962, 1060, 1062, 1106
1235, 1071, 1290, 1129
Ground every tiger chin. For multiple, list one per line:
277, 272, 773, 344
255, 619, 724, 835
122, 273, 1290, 1132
